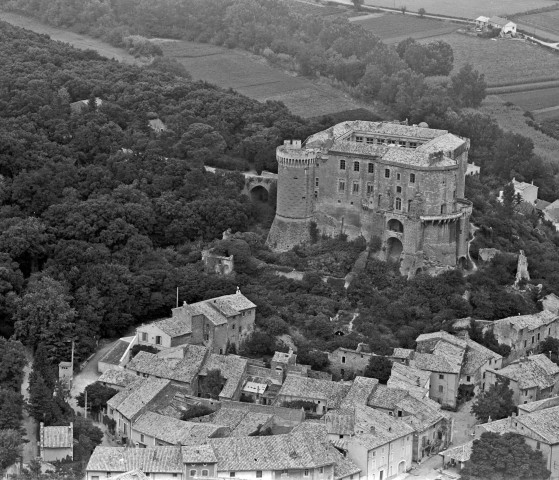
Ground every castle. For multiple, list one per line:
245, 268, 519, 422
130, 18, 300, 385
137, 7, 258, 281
267, 121, 473, 275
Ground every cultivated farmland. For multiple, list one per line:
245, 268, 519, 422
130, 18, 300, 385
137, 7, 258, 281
422, 33, 559, 86
160, 41, 367, 119
351, 13, 460, 43
515, 10, 559, 42
362, 0, 554, 19
499, 88, 559, 113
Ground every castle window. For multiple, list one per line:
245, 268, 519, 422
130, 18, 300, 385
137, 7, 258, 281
352, 181, 359, 194
315, 178, 319, 187
384, 169, 390, 178
342, 356, 346, 364
232, 324, 235, 330
368, 163, 374, 173
378, 139, 385, 145
155, 336, 162, 345
409, 173, 416, 183
141, 332, 147, 342
453, 190, 456, 198
396, 186, 402, 193
257, 472, 263, 478
408, 199, 412, 211
399, 140, 406, 146
338, 180, 345, 193
202, 471, 208, 477
367, 183, 374, 195
409, 142, 417, 148
355, 136, 363, 143
395, 198, 402, 210
397, 173, 401, 180
378, 194, 382, 206
340, 160, 346, 170
353, 161, 360, 172
388, 139, 396, 145
366, 137, 375, 144
441, 204, 447, 214
190, 470, 197, 477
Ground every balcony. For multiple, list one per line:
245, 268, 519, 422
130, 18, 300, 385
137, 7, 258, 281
420, 198, 472, 223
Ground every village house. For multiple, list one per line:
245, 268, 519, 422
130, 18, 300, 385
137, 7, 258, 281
216, 400, 306, 428
411, 352, 461, 408
485, 354, 559, 405
39, 423, 73, 462
97, 336, 135, 373
489, 310, 559, 357
517, 395, 559, 416
544, 199, 559, 231
466, 163, 480, 176
111, 470, 150, 480
387, 362, 430, 398
489, 15, 517, 34
541, 293, 559, 316
474, 16, 489, 29
388, 348, 414, 365
131, 411, 229, 447
438, 441, 473, 471
97, 368, 139, 391
136, 288, 255, 355
478, 405, 559, 480
328, 344, 374, 378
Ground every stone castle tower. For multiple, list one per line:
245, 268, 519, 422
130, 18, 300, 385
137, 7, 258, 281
267, 140, 318, 250
266, 121, 473, 276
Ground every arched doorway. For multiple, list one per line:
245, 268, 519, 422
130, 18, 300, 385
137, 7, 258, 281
387, 218, 404, 233
250, 185, 269, 202
386, 237, 403, 262
398, 461, 406, 474
458, 256, 468, 269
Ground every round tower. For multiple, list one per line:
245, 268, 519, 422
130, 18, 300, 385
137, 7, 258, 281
266, 140, 317, 251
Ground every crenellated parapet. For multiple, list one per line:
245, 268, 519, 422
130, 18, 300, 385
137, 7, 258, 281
276, 140, 317, 168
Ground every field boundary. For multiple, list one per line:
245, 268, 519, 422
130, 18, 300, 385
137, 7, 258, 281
488, 81, 559, 94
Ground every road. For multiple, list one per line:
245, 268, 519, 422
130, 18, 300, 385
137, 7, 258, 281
20, 351, 38, 465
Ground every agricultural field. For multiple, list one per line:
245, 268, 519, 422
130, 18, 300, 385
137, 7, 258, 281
515, 9, 559, 37
351, 13, 460, 43
422, 33, 559, 86
286, 0, 348, 17
499, 87, 559, 114
362, 0, 554, 19
160, 41, 367, 118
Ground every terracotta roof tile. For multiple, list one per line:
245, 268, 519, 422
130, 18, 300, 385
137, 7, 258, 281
107, 378, 170, 420
98, 368, 139, 388
277, 375, 351, 409
42, 425, 73, 448
86, 447, 183, 473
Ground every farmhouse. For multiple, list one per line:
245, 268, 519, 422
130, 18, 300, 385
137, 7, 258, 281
267, 121, 472, 277
488, 16, 517, 34
328, 344, 374, 378
39, 423, 73, 462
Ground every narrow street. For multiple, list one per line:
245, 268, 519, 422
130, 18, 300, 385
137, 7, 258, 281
20, 351, 37, 465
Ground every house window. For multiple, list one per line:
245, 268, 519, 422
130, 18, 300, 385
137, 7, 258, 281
524, 340, 527, 348
339, 180, 346, 193
140, 434, 144, 443
304, 470, 309, 477
355, 136, 363, 143
367, 183, 374, 195
384, 169, 390, 178
537, 442, 541, 450
538, 333, 540, 341
256, 472, 263, 478
141, 332, 147, 341
399, 140, 406, 146
110, 408, 114, 415
319, 468, 324, 474
155, 336, 162, 345
341, 356, 346, 364
409, 142, 417, 148
466, 376, 471, 382
315, 178, 319, 187
366, 137, 375, 144
341, 368, 345, 376
408, 200, 412, 212
396, 186, 402, 193
190, 470, 197, 477
532, 336, 535, 344
354, 161, 360, 172
395, 198, 402, 210
397, 410, 402, 417
378, 139, 385, 145
409, 173, 416, 183
232, 324, 235, 330
378, 194, 382, 206
92, 477, 99, 480
230, 473, 235, 478
340, 160, 346, 170
353, 181, 359, 194
202, 471, 209, 477
439, 374, 444, 380
368, 163, 374, 173
438, 385, 444, 393
396, 173, 401, 180
440, 204, 446, 214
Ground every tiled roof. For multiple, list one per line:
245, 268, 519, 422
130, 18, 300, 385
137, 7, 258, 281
518, 396, 559, 414
462, 338, 502, 375
367, 385, 408, 410
332, 449, 361, 480
132, 412, 223, 446
398, 395, 448, 432
389, 362, 430, 389
416, 133, 466, 155
432, 341, 466, 366
107, 378, 170, 421
111, 470, 149, 480
272, 351, 294, 364
512, 178, 536, 192
208, 429, 338, 471
492, 354, 559, 390
515, 406, 559, 444
97, 368, 139, 388
416, 331, 467, 349
391, 348, 414, 359
42, 425, 73, 448
99, 339, 131, 366
494, 311, 557, 331
277, 375, 351, 409
489, 15, 514, 26
479, 417, 511, 434
126, 345, 207, 385
412, 352, 461, 374
181, 445, 217, 464
86, 447, 183, 473
324, 410, 355, 435
439, 441, 473, 462
349, 407, 414, 450
146, 316, 192, 337
219, 400, 305, 423
207, 409, 272, 437
339, 376, 378, 409
199, 354, 247, 399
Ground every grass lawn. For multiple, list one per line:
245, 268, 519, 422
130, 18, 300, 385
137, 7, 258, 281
362, 0, 554, 19
425, 33, 559, 86
351, 13, 460, 41
516, 9, 559, 36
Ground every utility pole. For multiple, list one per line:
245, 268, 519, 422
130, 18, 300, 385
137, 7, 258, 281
176, 287, 179, 308
70, 339, 75, 390
85, 388, 88, 419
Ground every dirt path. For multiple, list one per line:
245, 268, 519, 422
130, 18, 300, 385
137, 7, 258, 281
0, 10, 140, 65
20, 351, 38, 464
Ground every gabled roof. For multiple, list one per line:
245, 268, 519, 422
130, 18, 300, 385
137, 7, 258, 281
97, 368, 139, 389
199, 354, 247, 399
207, 409, 272, 437
476, 16, 489, 22
398, 395, 448, 432
515, 406, 559, 444
391, 348, 414, 360
181, 445, 217, 464
367, 384, 408, 410
489, 15, 514, 27
126, 345, 208, 385
277, 375, 351, 409
348, 407, 414, 450
339, 376, 378, 409
107, 378, 170, 421
416, 330, 467, 349
389, 362, 430, 389
491, 354, 559, 390
439, 441, 473, 462
494, 311, 558, 332
518, 396, 559, 414
111, 470, 150, 480
87, 447, 183, 473
142, 316, 192, 337
132, 412, 224, 446
462, 338, 502, 375
42, 425, 73, 448
412, 352, 461, 374
99, 339, 131, 366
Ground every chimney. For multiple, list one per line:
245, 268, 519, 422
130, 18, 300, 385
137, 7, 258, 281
236, 286, 241, 295
369, 425, 375, 434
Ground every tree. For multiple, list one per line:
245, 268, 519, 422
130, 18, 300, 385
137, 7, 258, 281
418, 7, 426, 17
0, 388, 25, 430
0, 429, 22, 471
450, 63, 487, 108
538, 336, 559, 364
401, 5, 407, 14
181, 404, 214, 421
73, 415, 103, 462
352, 0, 364, 10
463, 432, 550, 480
501, 183, 516, 217
472, 377, 515, 423
76, 383, 117, 416
0, 338, 27, 392
200, 369, 226, 399
363, 356, 393, 384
